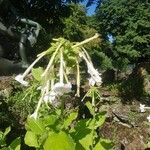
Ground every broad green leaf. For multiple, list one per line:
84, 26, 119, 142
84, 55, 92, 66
76, 131, 93, 150
0, 127, 11, 147
24, 131, 39, 148
86, 102, 94, 116
3, 127, 11, 137
71, 120, 92, 150
25, 117, 45, 135
94, 139, 113, 150
63, 112, 78, 129
9, 137, 21, 150
44, 131, 75, 150
93, 142, 104, 150
94, 112, 106, 129
41, 115, 57, 127
32, 67, 43, 81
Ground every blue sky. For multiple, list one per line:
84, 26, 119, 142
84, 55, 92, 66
87, 4, 97, 16
82, 0, 97, 16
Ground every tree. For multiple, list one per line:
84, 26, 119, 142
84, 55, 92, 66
96, 0, 150, 70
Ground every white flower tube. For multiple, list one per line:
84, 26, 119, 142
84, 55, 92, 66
30, 112, 38, 120
43, 91, 57, 104
80, 51, 102, 86
15, 74, 29, 86
88, 77, 96, 86
139, 104, 146, 113
147, 115, 150, 122
15, 52, 46, 86
53, 82, 72, 96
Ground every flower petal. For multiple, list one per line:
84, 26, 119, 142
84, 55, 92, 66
147, 115, 150, 122
15, 74, 29, 86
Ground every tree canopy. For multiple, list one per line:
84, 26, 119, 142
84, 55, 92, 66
96, 0, 150, 69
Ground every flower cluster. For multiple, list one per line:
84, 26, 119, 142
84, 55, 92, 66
139, 103, 150, 122
79, 50, 102, 86
14, 34, 101, 119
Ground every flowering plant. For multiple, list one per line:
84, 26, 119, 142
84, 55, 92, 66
15, 34, 102, 119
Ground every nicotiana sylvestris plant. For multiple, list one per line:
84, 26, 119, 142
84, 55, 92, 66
15, 33, 102, 119
15, 34, 113, 150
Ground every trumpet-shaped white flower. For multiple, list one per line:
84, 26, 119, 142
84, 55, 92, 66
139, 104, 146, 112
15, 74, 29, 86
53, 82, 72, 96
88, 77, 96, 86
80, 51, 102, 86
43, 91, 57, 103
147, 115, 150, 122
87, 62, 102, 86
30, 112, 38, 120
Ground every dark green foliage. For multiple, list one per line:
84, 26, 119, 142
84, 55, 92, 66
96, 0, 150, 69
62, 4, 87, 41
7, 82, 40, 126
120, 63, 150, 100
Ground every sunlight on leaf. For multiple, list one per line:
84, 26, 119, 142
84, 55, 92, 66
63, 112, 78, 129
32, 67, 44, 81
24, 131, 39, 148
9, 137, 21, 150
44, 131, 75, 150
25, 117, 45, 135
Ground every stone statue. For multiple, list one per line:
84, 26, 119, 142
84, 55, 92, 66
0, 0, 41, 68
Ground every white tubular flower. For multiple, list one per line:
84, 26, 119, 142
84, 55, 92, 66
15, 74, 29, 86
147, 115, 150, 122
30, 112, 38, 120
88, 77, 96, 86
63, 82, 72, 93
80, 51, 102, 86
87, 62, 102, 86
53, 82, 72, 96
139, 104, 146, 113
43, 91, 57, 104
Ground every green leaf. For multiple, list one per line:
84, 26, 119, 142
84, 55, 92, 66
63, 112, 78, 129
44, 131, 75, 150
32, 67, 43, 81
25, 117, 45, 135
94, 112, 106, 129
41, 115, 57, 127
71, 119, 93, 150
24, 131, 39, 148
94, 139, 113, 150
3, 127, 11, 138
85, 102, 94, 116
0, 127, 11, 147
76, 131, 93, 150
9, 137, 21, 150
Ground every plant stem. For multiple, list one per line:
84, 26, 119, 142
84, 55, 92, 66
59, 48, 64, 83
42, 43, 62, 77
91, 90, 96, 150
72, 33, 99, 48
34, 88, 46, 118
22, 53, 46, 78
76, 59, 80, 97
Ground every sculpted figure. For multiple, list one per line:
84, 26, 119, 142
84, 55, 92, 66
0, 0, 41, 68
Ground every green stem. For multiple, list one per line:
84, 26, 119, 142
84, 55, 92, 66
76, 59, 80, 97
22, 52, 46, 78
42, 43, 62, 77
34, 88, 46, 116
59, 48, 64, 83
91, 90, 96, 150
72, 33, 99, 48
